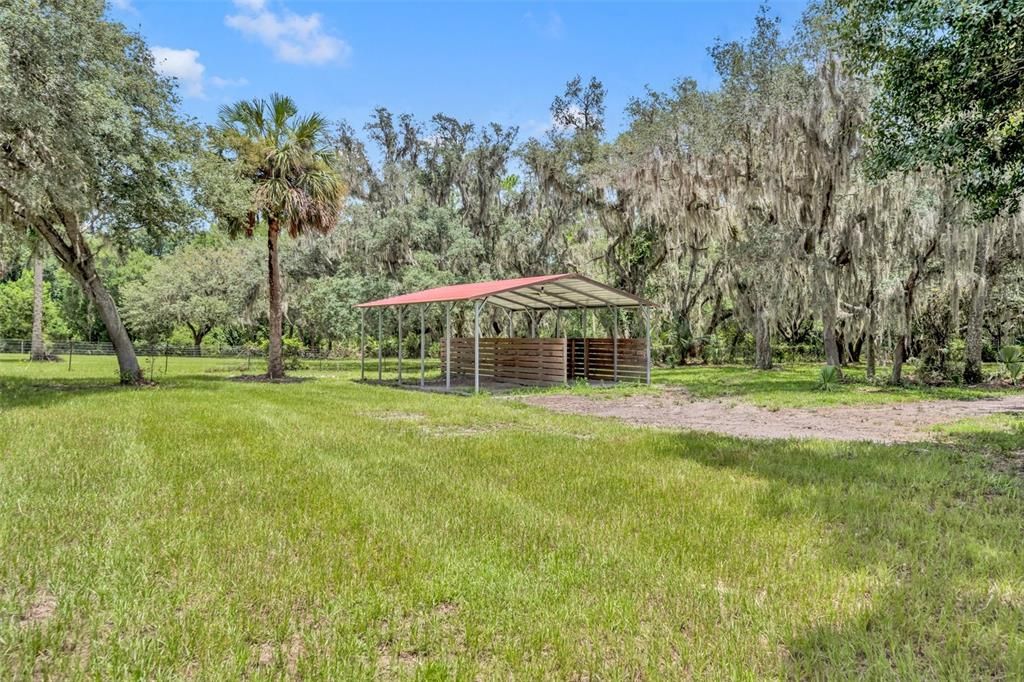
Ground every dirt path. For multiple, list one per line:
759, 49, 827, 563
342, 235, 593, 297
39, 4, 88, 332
521, 388, 1024, 444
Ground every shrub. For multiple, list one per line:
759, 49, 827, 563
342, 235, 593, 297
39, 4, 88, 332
997, 345, 1023, 384
260, 337, 306, 370
817, 365, 841, 392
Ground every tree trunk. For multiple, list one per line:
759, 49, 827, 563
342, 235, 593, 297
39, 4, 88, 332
865, 285, 877, 381
187, 324, 208, 356
821, 314, 843, 372
267, 219, 285, 379
865, 333, 876, 380
728, 327, 742, 363
29, 247, 46, 361
963, 279, 988, 384
847, 335, 864, 363
891, 289, 914, 385
675, 314, 691, 366
816, 266, 843, 375
754, 304, 773, 370
963, 227, 991, 384
891, 335, 907, 385
31, 216, 142, 383
83, 267, 141, 383
888, 237, 937, 386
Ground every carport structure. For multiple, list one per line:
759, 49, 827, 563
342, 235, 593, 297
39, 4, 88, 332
356, 273, 654, 393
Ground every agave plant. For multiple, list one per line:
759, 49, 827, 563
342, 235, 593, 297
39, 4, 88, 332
817, 365, 841, 392
997, 345, 1023, 385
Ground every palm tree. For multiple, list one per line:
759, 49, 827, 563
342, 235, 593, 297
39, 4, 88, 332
215, 94, 346, 379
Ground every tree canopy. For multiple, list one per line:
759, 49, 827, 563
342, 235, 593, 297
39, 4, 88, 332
836, 0, 1024, 218
1, 0, 1022, 389
0, 0, 199, 382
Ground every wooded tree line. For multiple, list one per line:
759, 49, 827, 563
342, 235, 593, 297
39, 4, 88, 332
2, 0, 1022, 383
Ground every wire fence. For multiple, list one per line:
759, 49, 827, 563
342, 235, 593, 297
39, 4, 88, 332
0, 338, 354, 360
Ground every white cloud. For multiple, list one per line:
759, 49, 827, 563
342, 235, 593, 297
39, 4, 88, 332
525, 10, 564, 40
225, 0, 351, 66
151, 46, 206, 98
210, 75, 250, 88
108, 0, 137, 13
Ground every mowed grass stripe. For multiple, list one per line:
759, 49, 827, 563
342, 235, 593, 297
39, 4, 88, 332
0, 355, 1022, 678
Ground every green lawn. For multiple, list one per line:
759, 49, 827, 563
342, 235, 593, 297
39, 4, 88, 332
652, 362, 1009, 408
1, 355, 1022, 678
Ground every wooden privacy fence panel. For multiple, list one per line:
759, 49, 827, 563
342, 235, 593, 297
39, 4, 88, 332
440, 337, 646, 386
568, 338, 646, 382
442, 338, 568, 386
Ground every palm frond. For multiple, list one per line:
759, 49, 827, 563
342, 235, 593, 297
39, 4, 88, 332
218, 94, 347, 240
291, 113, 330, 148
269, 93, 299, 137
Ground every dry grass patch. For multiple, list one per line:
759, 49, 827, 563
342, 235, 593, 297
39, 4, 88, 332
19, 590, 57, 628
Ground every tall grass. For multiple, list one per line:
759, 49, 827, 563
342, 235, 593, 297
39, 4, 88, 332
0, 355, 1021, 678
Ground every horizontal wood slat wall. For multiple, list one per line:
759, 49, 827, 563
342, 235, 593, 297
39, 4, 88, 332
440, 337, 646, 386
568, 338, 646, 382
441, 338, 568, 386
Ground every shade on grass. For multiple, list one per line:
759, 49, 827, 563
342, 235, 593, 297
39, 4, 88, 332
0, 355, 1022, 678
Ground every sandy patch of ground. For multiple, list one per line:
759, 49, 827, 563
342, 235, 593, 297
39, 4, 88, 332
20, 590, 57, 627
250, 634, 305, 676
375, 601, 464, 676
522, 388, 1024, 444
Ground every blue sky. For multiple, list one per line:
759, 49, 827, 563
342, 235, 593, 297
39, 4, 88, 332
111, 0, 807, 138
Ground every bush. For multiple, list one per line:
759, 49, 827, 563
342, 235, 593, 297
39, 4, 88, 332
997, 345, 1023, 384
817, 365, 841, 392
260, 337, 306, 370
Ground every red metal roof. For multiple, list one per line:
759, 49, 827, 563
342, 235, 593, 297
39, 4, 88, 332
356, 273, 652, 309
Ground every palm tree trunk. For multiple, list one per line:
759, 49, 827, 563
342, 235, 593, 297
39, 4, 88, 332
267, 219, 285, 379
29, 247, 46, 361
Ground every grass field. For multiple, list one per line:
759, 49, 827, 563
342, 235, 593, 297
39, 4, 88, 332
1, 354, 1022, 678
652, 362, 1009, 408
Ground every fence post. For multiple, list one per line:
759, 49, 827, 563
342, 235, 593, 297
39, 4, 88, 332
67, 339, 73, 371
584, 337, 590, 380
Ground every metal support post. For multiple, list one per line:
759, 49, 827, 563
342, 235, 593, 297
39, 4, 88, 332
445, 303, 452, 389
359, 309, 366, 381
643, 307, 652, 386
611, 305, 618, 383
397, 307, 403, 384
474, 299, 483, 394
